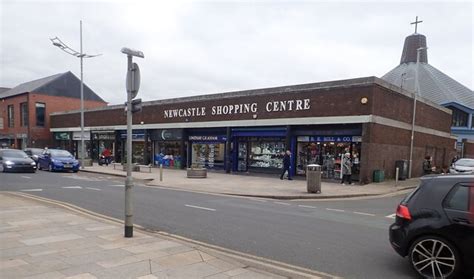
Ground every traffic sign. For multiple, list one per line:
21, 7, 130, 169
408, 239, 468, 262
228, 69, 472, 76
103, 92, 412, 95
126, 62, 141, 99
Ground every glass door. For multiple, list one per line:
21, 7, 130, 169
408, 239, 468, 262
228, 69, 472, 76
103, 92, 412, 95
238, 142, 248, 171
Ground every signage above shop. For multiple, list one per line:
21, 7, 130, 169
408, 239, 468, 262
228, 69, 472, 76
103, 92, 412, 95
150, 129, 183, 141
188, 135, 227, 142
92, 132, 115, 141
163, 98, 311, 119
72, 131, 91, 141
297, 136, 362, 143
54, 132, 70, 140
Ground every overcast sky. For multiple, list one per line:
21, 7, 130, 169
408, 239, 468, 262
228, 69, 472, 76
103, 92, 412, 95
1, 0, 472, 105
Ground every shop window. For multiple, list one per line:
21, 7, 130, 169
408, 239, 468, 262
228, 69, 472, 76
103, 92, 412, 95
450, 107, 468, 127
249, 140, 285, 169
20, 102, 28, 127
7, 105, 14, 128
36, 103, 45, 127
191, 143, 225, 169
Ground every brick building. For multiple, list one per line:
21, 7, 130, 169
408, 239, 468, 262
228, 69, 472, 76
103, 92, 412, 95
50, 77, 456, 183
0, 71, 107, 149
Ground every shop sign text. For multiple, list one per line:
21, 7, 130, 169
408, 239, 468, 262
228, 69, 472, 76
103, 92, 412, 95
163, 99, 311, 119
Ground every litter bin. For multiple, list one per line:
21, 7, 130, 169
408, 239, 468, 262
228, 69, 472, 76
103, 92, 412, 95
395, 160, 408, 180
307, 164, 322, 193
373, 170, 385, 182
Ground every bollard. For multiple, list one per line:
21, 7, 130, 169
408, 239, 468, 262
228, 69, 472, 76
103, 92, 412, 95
395, 167, 399, 186
160, 164, 163, 181
306, 164, 322, 194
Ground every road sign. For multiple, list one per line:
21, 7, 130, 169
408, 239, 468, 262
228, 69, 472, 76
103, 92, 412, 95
126, 62, 141, 99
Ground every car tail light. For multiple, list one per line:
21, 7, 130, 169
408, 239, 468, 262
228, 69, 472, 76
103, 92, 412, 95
396, 204, 412, 220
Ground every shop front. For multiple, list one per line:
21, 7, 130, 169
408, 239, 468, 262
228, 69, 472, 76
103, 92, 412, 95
91, 131, 116, 162
232, 127, 287, 173
117, 129, 148, 164
53, 132, 72, 152
150, 129, 185, 168
72, 131, 91, 160
187, 128, 227, 170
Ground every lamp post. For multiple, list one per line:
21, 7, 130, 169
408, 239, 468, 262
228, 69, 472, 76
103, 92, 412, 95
51, 20, 101, 169
408, 47, 426, 178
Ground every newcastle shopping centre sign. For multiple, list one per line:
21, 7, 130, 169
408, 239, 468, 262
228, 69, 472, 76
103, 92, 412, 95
163, 98, 311, 119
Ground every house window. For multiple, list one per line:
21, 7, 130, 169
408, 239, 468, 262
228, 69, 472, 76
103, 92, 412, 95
36, 103, 46, 127
7, 105, 14, 128
471, 115, 474, 128
451, 107, 468, 127
20, 102, 29, 127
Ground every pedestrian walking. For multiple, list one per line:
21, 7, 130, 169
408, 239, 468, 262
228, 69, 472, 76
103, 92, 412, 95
341, 153, 352, 185
280, 150, 292, 180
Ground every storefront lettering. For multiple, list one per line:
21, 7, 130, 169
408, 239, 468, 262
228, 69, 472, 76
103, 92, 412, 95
265, 99, 310, 113
164, 107, 206, 118
163, 99, 311, 119
211, 103, 257, 116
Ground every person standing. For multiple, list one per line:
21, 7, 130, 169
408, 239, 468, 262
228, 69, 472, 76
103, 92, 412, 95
280, 150, 292, 180
341, 153, 352, 185
101, 147, 112, 166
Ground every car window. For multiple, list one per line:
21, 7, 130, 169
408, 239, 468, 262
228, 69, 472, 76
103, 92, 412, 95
455, 159, 474, 167
444, 184, 469, 212
1, 150, 29, 158
50, 150, 73, 157
401, 185, 420, 205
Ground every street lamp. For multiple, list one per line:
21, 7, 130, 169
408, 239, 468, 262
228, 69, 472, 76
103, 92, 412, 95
51, 20, 101, 169
408, 47, 427, 179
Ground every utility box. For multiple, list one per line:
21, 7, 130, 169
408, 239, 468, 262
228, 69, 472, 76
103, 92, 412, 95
395, 160, 408, 180
373, 170, 385, 183
307, 164, 322, 193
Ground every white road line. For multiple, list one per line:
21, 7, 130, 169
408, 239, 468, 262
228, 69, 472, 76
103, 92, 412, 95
248, 198, 267, 202
326, 208, 345, 212
21, 189, 43, 192
353, 211, 376, 216
386, 213, 396, 219
274, 202, 291, 206
62, 186, 83, 189
107, 184, 124, 187
21, 176, 32, 179
298, 205, 317, 209
184, 204, 216, 211
86, 187, 101, 191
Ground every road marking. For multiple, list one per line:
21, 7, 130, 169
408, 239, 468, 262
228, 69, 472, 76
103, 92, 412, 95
353, 211, 376, 216
326, 208, 345, 212
86, 187, 101, 191
274, 202, 291, 206
62, 186, 82, 189
386, 213, 396, 219
184, 204, 216, 211
107, 184, 124, 187
21, 189, 43, 192
21, 176, 32, 179
248, 198, 267, 202
298, 205, 317, 209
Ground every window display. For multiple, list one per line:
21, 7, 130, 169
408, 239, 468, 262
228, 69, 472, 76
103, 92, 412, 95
237, 142, 248, 171
191, 143, 225, 169
249, 140, 285, 169
153, 141, 182, 168
296, 138, 361, 180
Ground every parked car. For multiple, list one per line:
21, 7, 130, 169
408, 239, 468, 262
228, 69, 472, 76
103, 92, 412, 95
24, 148, 44, 166
0, 149, 37, 173
449, 158, 474, 174
389, 174, 474, 278
38, 149, 80, 172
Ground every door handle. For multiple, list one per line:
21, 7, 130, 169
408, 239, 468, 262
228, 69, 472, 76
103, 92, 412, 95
453, 217, 471, 224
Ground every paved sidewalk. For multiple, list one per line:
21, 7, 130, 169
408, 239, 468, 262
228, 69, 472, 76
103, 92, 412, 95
0, 192, 322, 279
82, 164, 419, 199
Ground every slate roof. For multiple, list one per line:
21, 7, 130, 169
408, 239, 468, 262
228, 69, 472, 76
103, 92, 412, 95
0, 72, 106, 103
382, 33, 473, 109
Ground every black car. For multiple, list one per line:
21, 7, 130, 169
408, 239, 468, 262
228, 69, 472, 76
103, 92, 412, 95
24, 148, 44, 166
0, 149, 37, 173
389, 174, 474, 278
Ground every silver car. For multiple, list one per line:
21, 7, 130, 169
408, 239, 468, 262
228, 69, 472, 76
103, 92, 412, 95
449, 158, 474, 174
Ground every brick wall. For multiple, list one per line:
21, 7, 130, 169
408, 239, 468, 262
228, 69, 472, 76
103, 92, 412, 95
0, 92, 106, 148
463, 141, 474, 158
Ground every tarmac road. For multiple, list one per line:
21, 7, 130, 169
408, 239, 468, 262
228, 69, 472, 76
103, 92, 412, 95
1, 170, 415, 278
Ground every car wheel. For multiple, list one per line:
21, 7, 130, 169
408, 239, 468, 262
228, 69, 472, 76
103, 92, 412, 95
409, 236, 461, 279
48, 164, 54, 172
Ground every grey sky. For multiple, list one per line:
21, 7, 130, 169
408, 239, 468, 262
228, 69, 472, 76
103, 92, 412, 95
1, 0, 472, 105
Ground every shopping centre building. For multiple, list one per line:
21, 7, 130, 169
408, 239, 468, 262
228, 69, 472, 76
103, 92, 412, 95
50, 76, 456, 183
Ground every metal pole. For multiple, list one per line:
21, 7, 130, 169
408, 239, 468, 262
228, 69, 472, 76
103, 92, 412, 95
124, 55, 134, 237
80, 20, 85, 170
395, 167, 399, 186
408, 48, 422, 179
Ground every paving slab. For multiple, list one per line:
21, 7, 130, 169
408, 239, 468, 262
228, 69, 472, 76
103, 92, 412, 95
0, 192, 327, 278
